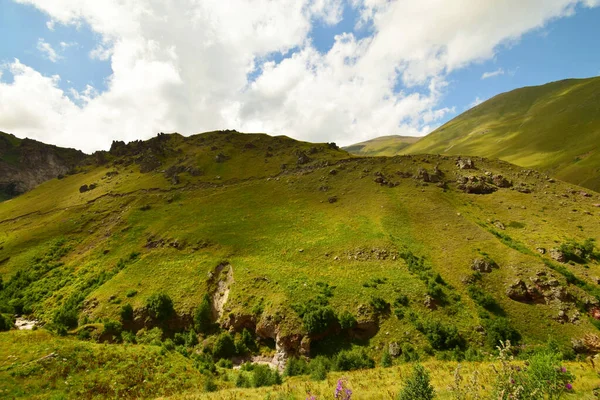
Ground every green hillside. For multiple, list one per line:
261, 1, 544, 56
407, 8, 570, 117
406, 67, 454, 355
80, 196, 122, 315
343, 135, 420, 156
405, 77, 600, 191
1, 130, 600, 398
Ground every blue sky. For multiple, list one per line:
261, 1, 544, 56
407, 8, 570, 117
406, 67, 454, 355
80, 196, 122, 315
0, 0, 599, 152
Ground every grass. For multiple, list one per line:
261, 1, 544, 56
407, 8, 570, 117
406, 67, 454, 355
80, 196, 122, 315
0, 130, 599, 398
403, 77, 600, 191
343, 135, 420, 157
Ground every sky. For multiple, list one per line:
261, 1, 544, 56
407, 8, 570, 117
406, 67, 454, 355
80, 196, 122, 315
0, 0, 599, 153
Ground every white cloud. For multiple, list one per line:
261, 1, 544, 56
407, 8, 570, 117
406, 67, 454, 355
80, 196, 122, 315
2, 0, 598, 152
36, 38, 61, 62
468, 97, 484, 109
481, 68, 505, 80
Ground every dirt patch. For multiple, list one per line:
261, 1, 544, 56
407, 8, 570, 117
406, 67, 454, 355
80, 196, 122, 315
211, 263, 234, 321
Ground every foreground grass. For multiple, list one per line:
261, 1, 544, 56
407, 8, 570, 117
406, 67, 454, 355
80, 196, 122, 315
170, 361, 600, 400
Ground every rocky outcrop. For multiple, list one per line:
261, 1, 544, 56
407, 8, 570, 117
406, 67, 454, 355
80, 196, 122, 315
456, 157, 475, 169
471, 258, 497, 273
0, 132, 85, 199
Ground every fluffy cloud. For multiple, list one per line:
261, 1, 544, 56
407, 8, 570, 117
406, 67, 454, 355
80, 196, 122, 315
1, 0, 598, 152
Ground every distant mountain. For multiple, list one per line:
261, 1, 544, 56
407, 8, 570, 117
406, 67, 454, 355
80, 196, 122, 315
0, 131, 85, 200
405, 77, 600, 191
343, 135, 420, 156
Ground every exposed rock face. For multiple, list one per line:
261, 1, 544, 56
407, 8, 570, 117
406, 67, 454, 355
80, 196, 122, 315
456, 157, 475, 169
0, 132, 85, 199
457, 176, 497, 194
550, 249, 567, 263
492, 174, 512, 188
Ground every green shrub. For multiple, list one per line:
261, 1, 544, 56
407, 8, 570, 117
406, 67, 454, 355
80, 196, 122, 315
146, 293, 174, 321
413, 319, 464, 350
251, 364, 282, 387
401, 343, 420, 362
125, 289, 138, 298
235, 372, 250, 388
122, 331, 136, 343
203, 378, 218, 392
194, 294, 213, 333
102, 320, 123, 340
394, 295, 409, 307
381, 348, 392, 367
482, 316, 521, 348
370, 296, 390, 313
216, 358, 233, 369
213, 332, 236, 359
338, 310, 357, 330
334, 348, 375, 371
302, 306, 337, 334
136, 327, 163, 345
309, 356, 331, 381
284, 357, 309, 377
120, 303, 134, 322
0, 314, 13, 331
398, 364, 435, 400
467, 285, 503, 314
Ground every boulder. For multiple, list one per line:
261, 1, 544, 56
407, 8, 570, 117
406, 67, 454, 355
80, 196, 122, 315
296, 151, 310, 165
492, 174, 512, 188
471, 258, 497, 273
456, 158, 475, 169
550, 249, 567, 263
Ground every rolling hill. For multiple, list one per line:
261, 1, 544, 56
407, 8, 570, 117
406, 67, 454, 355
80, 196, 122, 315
343, 135, 420, 156
405, 77, 600, 191
0, 130, 599, 398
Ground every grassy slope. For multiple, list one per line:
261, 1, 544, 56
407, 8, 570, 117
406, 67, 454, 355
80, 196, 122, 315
1, 130, 600, 397
343, 135, 420, 156
404, 77, 600, 191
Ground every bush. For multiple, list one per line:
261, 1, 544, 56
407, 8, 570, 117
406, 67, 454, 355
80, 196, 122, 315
203, 378, 218, 392
482, 316, 521, 348
381, 348, 392, 367
401, 343, 420, 362
136, 327, 163, 345
125, 289, 138, 298
120, 304, 134, 322
302, 306, 337, 334
413, 319, 464, 350
251, 364, 282, 387
394, 295, 409, 307
467, 285, 503, 314
102, 320, 123, 340
334, 348, 375, 371
284, 357, 309, 377
309, 356, 331, 381
338, 311, 357, 330
216, 358, 233, 369
398, 364, 435, 400
146, 293, 174, 322
213, 332, 236, 359
194, 294, 213, 333
370, 296, 390, 313
0, 314, 14, 331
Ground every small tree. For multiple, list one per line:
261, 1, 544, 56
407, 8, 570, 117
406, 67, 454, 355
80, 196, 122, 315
398, 364, 435, 400
120, 303, 134, 322
194, 294, 212, 333
146, 293, 174, 322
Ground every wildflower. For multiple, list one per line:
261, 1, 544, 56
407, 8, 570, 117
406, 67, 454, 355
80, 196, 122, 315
560, 366, 567, 373
565, 383, 573, 390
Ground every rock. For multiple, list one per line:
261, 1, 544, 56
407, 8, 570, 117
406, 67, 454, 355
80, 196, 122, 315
79, 184, 89, 193
389, 342, 400, 357
414, 168, 430, 182
244, 142, 256, 149
492, 174, 512, 188
299, 336, 311, 356
506, 279, 534, 302
424, 295, 437, 310
328, 196, 338, 203
593, 204, 600, 208
171, 174, 180, 185
580, 191, 591, 197
457, 175, 497, 194
456, 158, 475, 169
494, 221, 506, 230
550, 249, 567, 263
296, 151, 310, 165
536, 248, 546, 254
329, 169, 338, 175
471, 258, 497, 273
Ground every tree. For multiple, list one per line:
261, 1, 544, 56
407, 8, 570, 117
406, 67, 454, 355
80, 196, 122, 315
146, 293, 174, 321
398, 364, 435, 400
194, 294, 213, 333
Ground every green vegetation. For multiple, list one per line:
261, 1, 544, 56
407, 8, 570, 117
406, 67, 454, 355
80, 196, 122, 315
343, 135, 420, 156
0, 129, 599, 398
403, 77, 600, 191
398, 364, 435, 400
